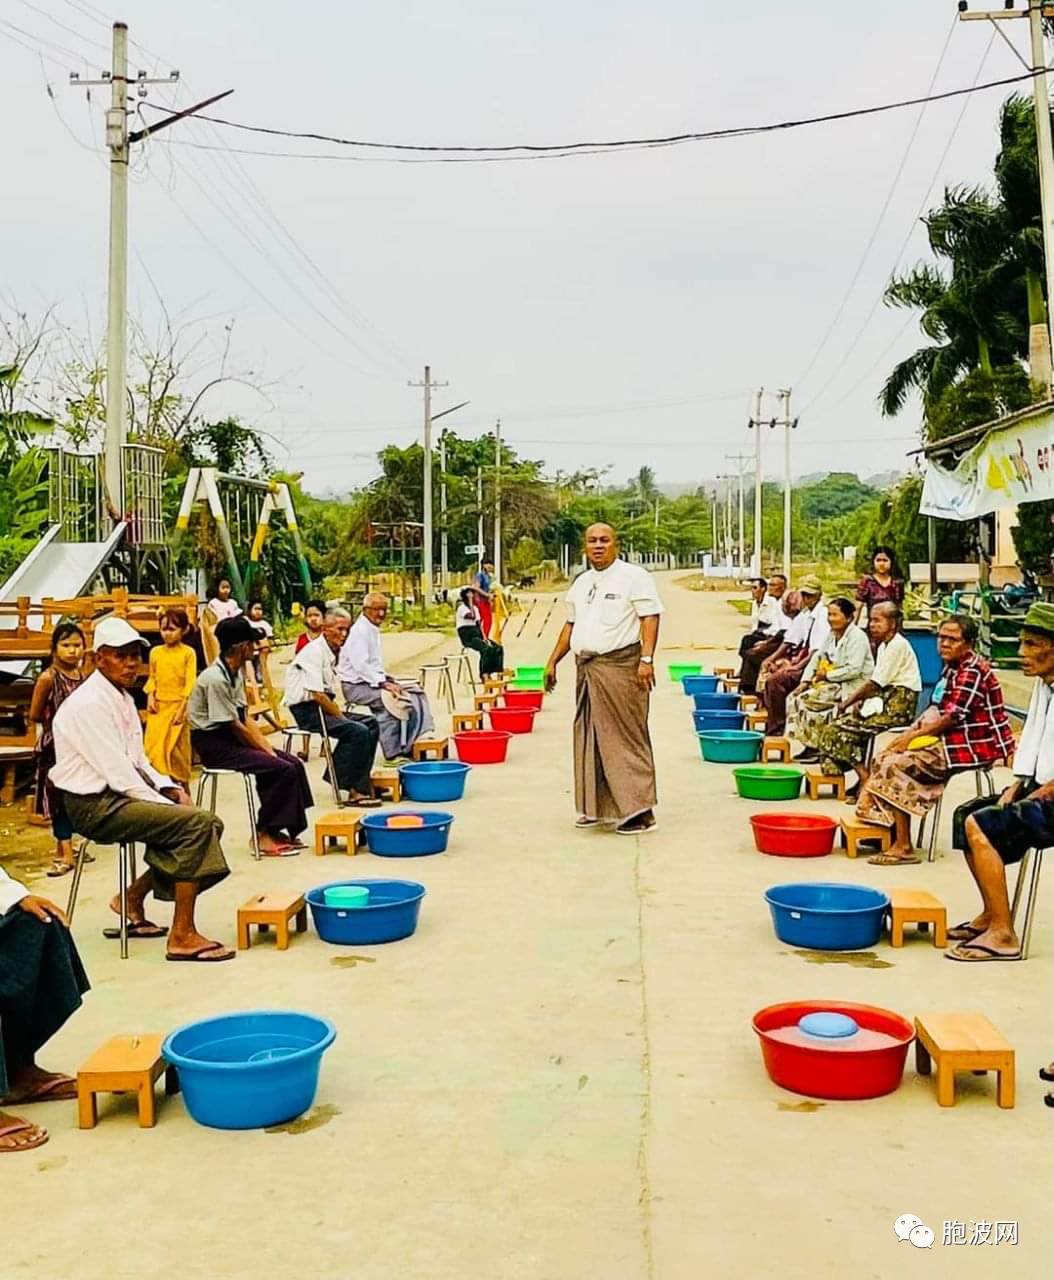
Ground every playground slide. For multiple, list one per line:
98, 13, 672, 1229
0, 522, 126, 674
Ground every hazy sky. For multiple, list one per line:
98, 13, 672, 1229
1, 0, 1034, 494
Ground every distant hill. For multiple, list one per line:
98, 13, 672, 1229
864, 469, 904, 491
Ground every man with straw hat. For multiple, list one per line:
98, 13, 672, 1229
945, 600, 1054, 961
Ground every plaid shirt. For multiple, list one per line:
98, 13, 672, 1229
939, 653, 1016, 768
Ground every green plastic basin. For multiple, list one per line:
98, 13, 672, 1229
733, 765, 804, 801
509, 678, 546, 691
516, 666, 546, 679
668, 663, 703, 682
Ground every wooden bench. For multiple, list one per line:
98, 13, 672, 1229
761, 737, 791, 763
411, 736, 449, 761
236, 891, 308, 951
77, 1034, 177, 1129
474, 693, 500, 713
888, 888, 947, 947
452, 711, 483, 733
805, 771, 846, 801
313, 809, 365, 856
839, 817, 892, 860
370, 767, 402, 802
914, 1012, 1015, 1108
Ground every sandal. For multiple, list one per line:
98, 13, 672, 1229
867, 852, 921, 866
945, 942, 1022, 963
0, 1118, 48, 1153
258, 843, 300, 858
2, 1073, 77, 1105
102, 920, 169, 940
1038, 1065, 1054, 1083
166, 942, 236, 963
46, 860, 74, 878
947, 920, 985, 943
575, 816, 599, 828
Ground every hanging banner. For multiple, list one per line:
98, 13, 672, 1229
920, 406, 1054, 521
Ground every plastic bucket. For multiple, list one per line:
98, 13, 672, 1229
307, 878, 426, 945
681, 674, 720, 695
323, 885, 370, 908
361, 811, 454, 856
697, 730, 763, 763
733, 766, 804, 801
668, 663, 703, 682
398, 761, 471, 802
693, 709, 746, 733
488, 706, 538, 734
692, 692, 741, 711
763, 882, 889, 949
750, 814, 838, 856
452, 730, 512, 764
503, 689, 544, 711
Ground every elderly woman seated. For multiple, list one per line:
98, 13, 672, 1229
810, 602, 922, 787
787, 597, 874, 761
855, 613, 1015, 867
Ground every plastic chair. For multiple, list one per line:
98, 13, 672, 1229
1011, 848, 1045, 960
281, 706, 341, 807
66, 838, 137, 960
452, 649, 478, 692
419, 659, 456, 712
918, 764, 998, 863
195, 768, 262, 861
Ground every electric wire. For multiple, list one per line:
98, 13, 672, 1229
15, 0, 111, 55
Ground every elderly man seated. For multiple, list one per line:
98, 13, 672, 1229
1, 868, 89, 1152
338, 593, 434, 761
760, 576, 830, 735
52, 617, 233, 962
945, 602, 1054, 962
189, 616, 314, 856
737, 574, 788, 694
284, 608, 382, 807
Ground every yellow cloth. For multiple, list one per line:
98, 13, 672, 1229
144, 642, 196, 784
908, 734, 939, 750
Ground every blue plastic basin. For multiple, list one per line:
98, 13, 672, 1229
398, 760, 471, 802
681, 674, 720, 696
764, 882, 891, 951
307, 878, 426, 944
162, 1010, 336, 1130
697, 729, 763, 763
693, 709, 746, 733
692, 692, 741, 711
361, 810, 454, 856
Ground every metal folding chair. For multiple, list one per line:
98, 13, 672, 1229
195, 767, 262, 860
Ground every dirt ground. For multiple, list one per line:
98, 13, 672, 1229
2, 575, 1049, 1279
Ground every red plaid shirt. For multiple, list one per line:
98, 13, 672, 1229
939, 653, 1016, 768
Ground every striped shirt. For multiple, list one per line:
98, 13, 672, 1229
939, 653, 1016, 768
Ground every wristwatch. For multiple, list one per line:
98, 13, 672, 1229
640, 656, 653, 665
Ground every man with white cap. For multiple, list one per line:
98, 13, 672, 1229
51, 617, 233, 962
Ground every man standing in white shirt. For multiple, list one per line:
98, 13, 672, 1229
52, 618, 233, 962
544, 524, 664, 835
338, 593, 434, 760
0, 868, 89, 1151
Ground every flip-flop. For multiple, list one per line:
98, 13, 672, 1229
348, 796, 383, 809
947, 920, 985, 942
2, 1074, 77, 1104
945, 942, 1022, 962
1045, 1092, 1054, 1109
868, 853, 922, 866
166, 942, 236, 963
0, 1120, 49, 1153
102, 920, 169, 940
575, 816, 599, 828
46, 862, 74, 878
1039, 1066, 1054, 1083
258, 843, 300, 858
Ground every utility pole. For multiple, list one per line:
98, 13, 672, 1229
710, 489, 719, 558
476, 467, 484, 573
408, 365, 449, 605
775, 389, 797, 580
493, 419, 502, 582
960, 1, 1054, 387
725, 452, 750, 571
747, 388, 766, 573
438, 429, 449, 592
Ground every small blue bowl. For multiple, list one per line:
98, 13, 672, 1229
681, 674, 720, 696
162, 1010, 336, 1130
361, 810, 454, 857
307, 878, 426, 945
764, 882, 891, 951
693, 709, 746, 733
692, 692, 741, 711
398, 760, 471, 802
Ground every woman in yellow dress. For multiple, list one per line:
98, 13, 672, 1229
144, 607, 197, 786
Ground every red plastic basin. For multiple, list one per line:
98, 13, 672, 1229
452, 730, 512, 764
503, 689, 544, 711
488, 706, 537, 734
750, 813, 837, 857
752, 1000, 914, 1100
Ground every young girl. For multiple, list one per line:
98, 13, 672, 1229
295, 599, 326, 653
207, 578, 242, 622
144, 608, 197, 787
29, 623, 86, 877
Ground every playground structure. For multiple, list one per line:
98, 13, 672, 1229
171, 468, 312, 607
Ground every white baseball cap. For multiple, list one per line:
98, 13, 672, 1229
93, 617, 148, 652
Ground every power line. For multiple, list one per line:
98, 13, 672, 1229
15, 0, 110, 54
141, 65, 1044, 160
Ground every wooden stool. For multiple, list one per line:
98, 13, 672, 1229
914, 1013, 1015, 1108
411, 736, 450, 761
839, 817, 892, 860
805, 771, 846, 801
761, 737, 791, 763
739, 693, 760, 711
452, 711, 483, 733
482, 677, 507, 692
888, 888, 947, 947
719, 677, 740, 693
713, 667, 735, 678
370, 767, 402, 802
236, 891, 308, 950
746, 711, 769, 732
474, 693, 500, 713
313, 809, 365, 856
77, 1034, 176, 1129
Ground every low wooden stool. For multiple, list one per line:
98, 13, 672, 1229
888, 888, 947, 947
805, 771, 846, 801
840, 817, 891, 860
474, 693, 500, 713
237, 891, 308, 950
482, 677, 507, 692
761, 737, 791, 763
739, 693, 760, 711
77, 1034, 176, 1129
746, 711, 768, 732
719, 677, 740, 693
914, 1012, 1015, 1108
411, 736, 450, 761
452, 711, 483, 733
370, 767, 402, 802
713, 666, 735, 678
313, 809, 365, 856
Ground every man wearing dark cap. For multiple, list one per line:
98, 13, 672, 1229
188, 615, 314, 856
947, 601, 1054, 961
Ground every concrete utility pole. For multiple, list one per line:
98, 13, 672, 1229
408, 365, 449, 605
439, 429, 449, 591
960, 1, 1054, 387
775, 389, 797, 580
747, 388, 766, 574
493, 419, 502, 582
725, 452, 750, 571
476, 467, 484, 572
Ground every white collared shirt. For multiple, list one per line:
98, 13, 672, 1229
872, 632, 922, 693
564, 558, 664, 656
337, 614, 386, 687
50, 669, 173, 803
752, 594, 786, 635
284, 634, 340, 705
782, 610, 811, 647
0, 865, 28, 915
805, 600, 831, 652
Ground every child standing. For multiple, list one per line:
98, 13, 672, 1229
295, 598, 326, 653
29, 623, 86, 877
144, 608, 197, 787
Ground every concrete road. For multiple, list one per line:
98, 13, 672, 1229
5, 573, 1049, 1279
